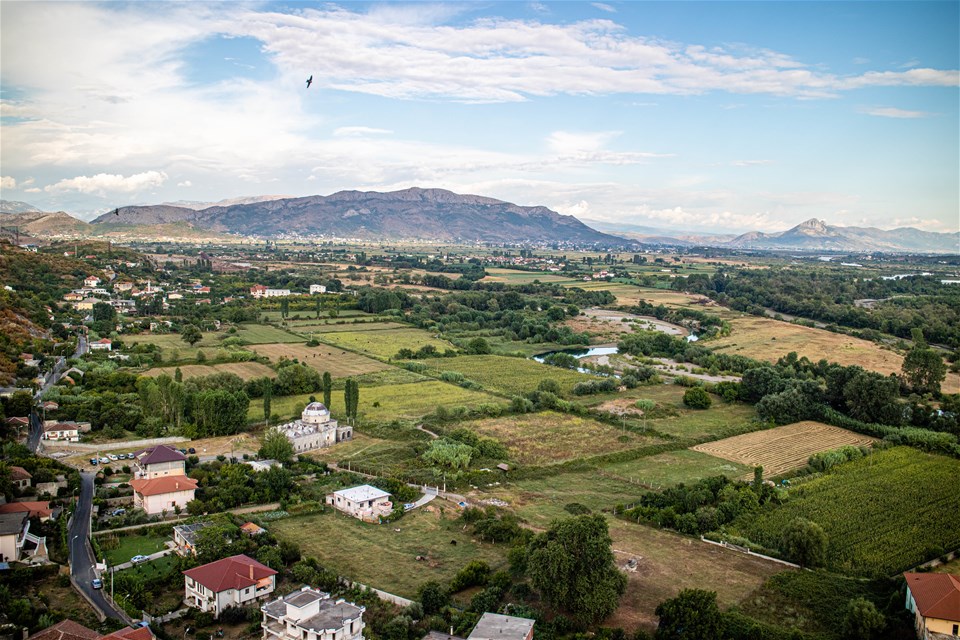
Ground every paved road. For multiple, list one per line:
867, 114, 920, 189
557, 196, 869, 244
28, 411, 43, 453
70, 471, 126, 621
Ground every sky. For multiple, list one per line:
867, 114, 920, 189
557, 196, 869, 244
1, 1, 958, 234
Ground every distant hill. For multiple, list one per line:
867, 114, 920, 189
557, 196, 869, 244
0, 200, 43, 214
727, 218, 960, 253
160, 195, 292, 210
0, 211, 90, 236
93, 188, 634, 246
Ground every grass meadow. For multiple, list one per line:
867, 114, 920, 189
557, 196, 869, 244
422, 355, 601, 397
316, 326, 455, 359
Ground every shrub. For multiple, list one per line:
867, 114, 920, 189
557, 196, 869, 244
683, 387, 712, 409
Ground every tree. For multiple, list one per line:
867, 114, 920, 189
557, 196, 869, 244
842, 597, 885, 640
780, 517, 828, 568
280, 298, 290, 318
417, 580, 449, 615
682, 387, 712, 409
654, 589, 722, 640
527, 515, 627, 626
322, 371, 332, 408
843, 371, 901, 425
260, 428, 294, 463
181, 324, 202, 347
175, 367, 183, 383
263, 381, 272, 425
343, 378, 359, 419
466, 337, 492, 355
902, 329, 947, 395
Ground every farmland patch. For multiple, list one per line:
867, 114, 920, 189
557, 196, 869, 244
316, 327, 455, 359
249, 343, 391, 378
141, 362, 276, 381
692, 421, 877, 478
421, 355, 600, 397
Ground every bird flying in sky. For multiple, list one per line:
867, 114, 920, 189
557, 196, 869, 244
306, 75, 313, 89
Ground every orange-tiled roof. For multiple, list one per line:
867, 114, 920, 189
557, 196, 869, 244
239, 522, 265, 535
905, 572, 960, 621
9, 466, 32, 481
102, 627, 155, 640
0, 501, 52, 519
27, 620, 100, 640
130, 475, 198, 497
182, 554, 276, 593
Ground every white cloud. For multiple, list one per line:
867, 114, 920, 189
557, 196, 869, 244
730, 159, 773, 167
333, 126, 394, 137
24, 188, 41, 193
554, 200, 593, 217
1, 176, 16, 189
45, 171, 168, 194
547, 130, 620, 154
178, 180, 192, 187
592, 3, 616, 13
862, 106, 931, 119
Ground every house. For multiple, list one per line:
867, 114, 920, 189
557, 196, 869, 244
192, 286, 211, 294
0, 512, 29, 563
173, 521, 213, 556
63, 292, 85, 302
0, 501, 55, 521
240, 522, 266, 536
422, 613, 534, 640
309, 284, 326, 294
9, 466, 32, 490
133, 444, 187, 479
83, 276, 100, 288
904, 572, 960, 639
273, 403, 352, 454
250, 285, 291, 299
167, 292, 184, 301
261, 586, 365, 640
325, 485, 392, 522
245, 459, 281, 473
44, 419, 91, 434
89, 338, 113, 351
41, 400, 59, 412
75, 297, 100, 311
43, 421, 81, 442
183, 554, 277, 617
130, 475, 198, 515
114, 281, 135, 292
101, 626, 156, 640
26, 620, 102, 640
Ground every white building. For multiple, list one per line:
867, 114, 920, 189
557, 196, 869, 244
309, 284, 327, 295
261, 587, 365, 640
183, 554, 277, 618
42, 421, 83, 442
89, 338, 113, 351
250, 285, 292, 298
273, 403, 352, 454
130, 475, 198, 514
325, 485, 392, 523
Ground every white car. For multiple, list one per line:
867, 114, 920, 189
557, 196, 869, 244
99, 457, 110, 464
130, 555, 149, 565
107, 454, 119, 461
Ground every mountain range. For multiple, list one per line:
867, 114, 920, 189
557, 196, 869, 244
3, 190, 957, 253
91, 188, 628, 246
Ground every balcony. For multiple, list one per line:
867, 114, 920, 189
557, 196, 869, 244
262, 621, 286, 638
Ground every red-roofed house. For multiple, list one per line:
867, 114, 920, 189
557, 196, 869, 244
10, 466, 32, 490
183, 554, 277, 617
130, 476, 198, 515
101, 626, 156, 640
134, 444, 187, 479
27, 620, 101, 640
89, 338, 113, 351
0, 501, 55, 521
904, 572, 960, 639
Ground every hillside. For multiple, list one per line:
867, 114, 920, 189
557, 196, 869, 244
0, 200, 43, 214
0, 211, 91, 236
92, 188, 633, 245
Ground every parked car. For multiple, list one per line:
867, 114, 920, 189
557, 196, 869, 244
91, 578, 103, 589
90, 458, 98, 466
99, 457, 110, 464
178, 448, 188, 454
112, 508, 126, 516
107, 454, 118, 461
130, 555, 149, 565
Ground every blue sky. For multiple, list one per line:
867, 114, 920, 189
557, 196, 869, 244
1, 1, 957, 233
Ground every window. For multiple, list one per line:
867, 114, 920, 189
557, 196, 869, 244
952, 624, 958, 635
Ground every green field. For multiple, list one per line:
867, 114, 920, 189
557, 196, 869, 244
250, 380, 502, 424
465, 411, 663, 466
304, 322, 410, 334
316, 326, 455, 359
97, 531, 169, 566
599, 449, 752, 489
126, 324, 303, 361
248, 342, 392, 378
271, 509, 509, 598
422, 354, 601, 396
730, 447, 960, 575
481, 268, 577, 285
582, 385, 759, 440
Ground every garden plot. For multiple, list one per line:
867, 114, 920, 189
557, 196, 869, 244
249, 342, 391, 378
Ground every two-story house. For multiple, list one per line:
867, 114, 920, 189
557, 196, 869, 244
183, 554, 277, 617
133, 444, 186, 478
325, 485, 392, 523
261, 586, 365, 640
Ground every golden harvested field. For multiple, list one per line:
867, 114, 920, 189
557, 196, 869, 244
248, 342, 391, 378
465, 411, 664, 465
691, 421, 877, 477
709, 315, 960, 392
141, 362, 276, 381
